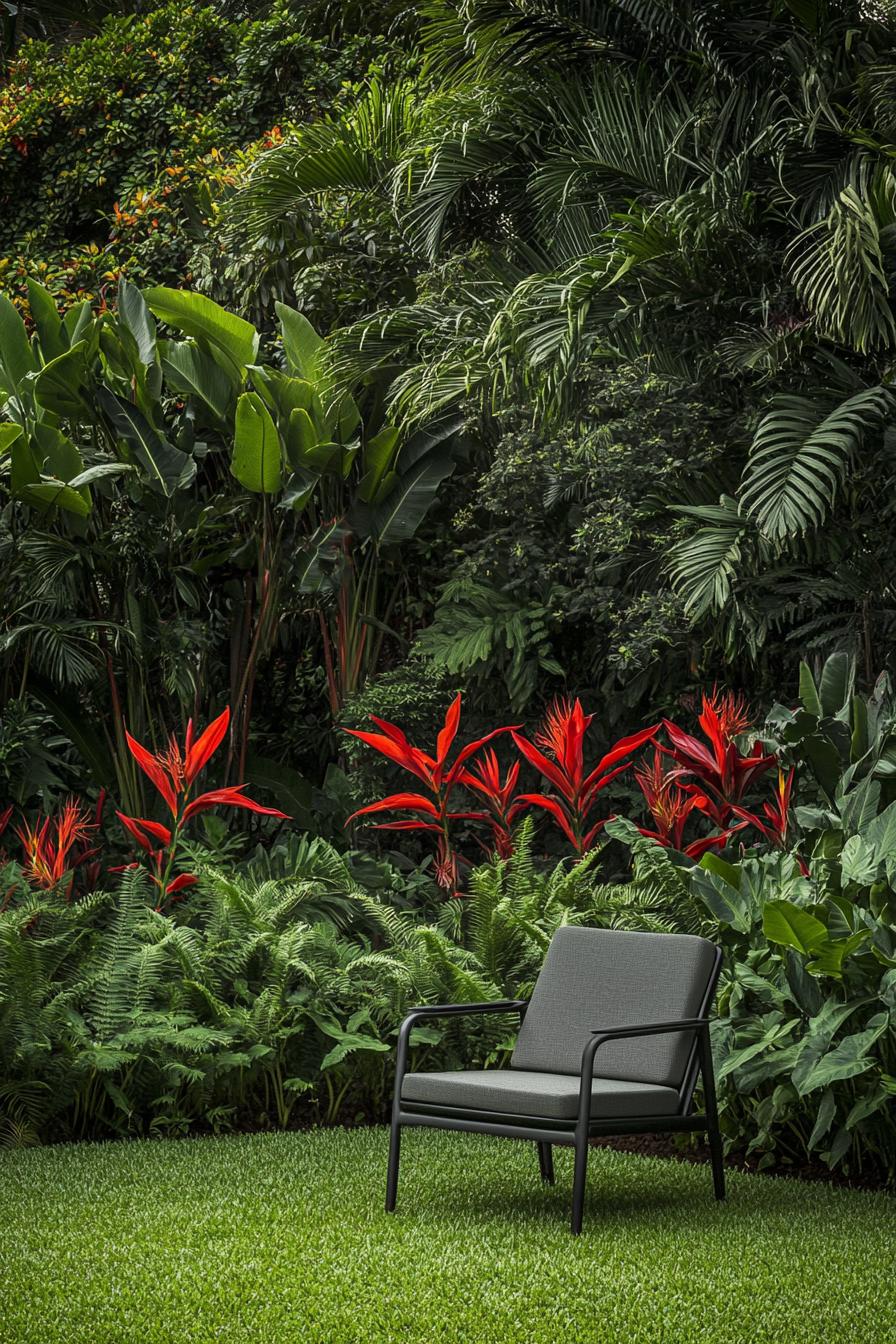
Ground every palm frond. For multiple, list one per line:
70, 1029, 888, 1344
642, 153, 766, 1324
740, 386, 893, 541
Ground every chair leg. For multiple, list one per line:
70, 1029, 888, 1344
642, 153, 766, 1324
699, 1025, 725, 1201
570, 1133, 588, 1235
537, 1141, 554, 1185
707, 1117, 725, 1201
385, 1117, 401, 1212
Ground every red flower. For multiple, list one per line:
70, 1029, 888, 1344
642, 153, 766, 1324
15, 798, 100, 900
344, 694, 518, 890
662, 689, 775, 826
634, 749, 736, 860
730, 766, 796, 849
512, 698, 659, 854
118, 707, 288, 908
459, 749, 521, 859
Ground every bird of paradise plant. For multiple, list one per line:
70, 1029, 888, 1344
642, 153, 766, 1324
512, 698, 659, 854
117, 707, 288, 909
662, 688, 776, 826
15, 794, 104, 900
344, 694, 518, 891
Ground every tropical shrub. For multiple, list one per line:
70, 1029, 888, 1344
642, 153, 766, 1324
608, 655, 896, 1181
0, 2, 394, 311
0, 280, 458, 811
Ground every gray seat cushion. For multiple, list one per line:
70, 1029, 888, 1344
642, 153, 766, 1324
401, 1069, 680, 1120
511, 926, 717, 1088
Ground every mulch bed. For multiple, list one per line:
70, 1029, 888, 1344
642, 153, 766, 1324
590, 1133, 893, 1195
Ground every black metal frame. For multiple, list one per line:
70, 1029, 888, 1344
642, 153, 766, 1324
385, 946, 724, 1234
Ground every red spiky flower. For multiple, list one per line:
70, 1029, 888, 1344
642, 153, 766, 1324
344, 694, 518, 891
117, 707, 288, 909
634, 749, 736, 860
662, 689, 776, 827
15, 797, 101, 900
730, 766, 796, 849
459, 749, 521, 859
511, 698, 659, 854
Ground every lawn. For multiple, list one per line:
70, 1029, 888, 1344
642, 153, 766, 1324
1, 1128, 893, 1344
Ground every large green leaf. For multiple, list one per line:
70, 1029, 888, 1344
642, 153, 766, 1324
798, 662, 822, 716
818, 651, 853, 718
363, 450, 456, 545
667, 497, 746, 618
97, 388, 194, 496
358, 425, 400, 503
33, 342, 92, 421
0, 422, 23, 456
144, 288, 258, 380
161, 340, 235, 424
232, 393, 282, 493
26, 280, 67, 363
692, 864, 753, 933
762, 899, 828, 954
275, 302, 326, 382
0, 292, 36, 396
20, 480, 91, 517
740, 388, 892, 541
118, 280, 158, 370
794, 1014, 889, 1096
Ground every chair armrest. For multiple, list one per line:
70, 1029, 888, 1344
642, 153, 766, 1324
574, 1017, 712, 1129
393, 1000, 528, 1100
404, 999, 528, 1022
590, 1017, 710, 1046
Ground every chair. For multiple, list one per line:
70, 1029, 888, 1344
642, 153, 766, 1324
386, 926, 724, 1234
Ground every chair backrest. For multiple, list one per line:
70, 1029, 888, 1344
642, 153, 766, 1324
511, 926, 719, 1089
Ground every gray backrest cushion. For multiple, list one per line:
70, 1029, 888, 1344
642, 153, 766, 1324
511, 927, 717, 1088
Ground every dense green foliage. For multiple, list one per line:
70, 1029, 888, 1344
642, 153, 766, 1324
0, 2, 396, 311
4, 0, 896, 1202
2, 1130, 895, 1343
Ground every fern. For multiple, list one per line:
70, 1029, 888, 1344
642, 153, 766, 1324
415, 578, 563, 708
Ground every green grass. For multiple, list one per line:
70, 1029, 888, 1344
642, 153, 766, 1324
1, 1128, 894, 1344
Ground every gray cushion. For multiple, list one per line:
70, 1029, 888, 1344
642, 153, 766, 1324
511, 927, 717, 1088
401, 1069, 680, 1120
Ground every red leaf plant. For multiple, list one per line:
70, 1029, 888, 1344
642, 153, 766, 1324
511, 698, 659, 855
344, 694, 518, 892
662, 689, 776, 828
459, 748, 521, 860
117, 707, 288, 909
633, 749, 738, 860
15, 793, 105, 901
730, 766, 796, 849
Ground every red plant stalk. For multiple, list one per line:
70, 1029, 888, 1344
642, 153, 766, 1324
344, 694, 518, 891
662, 689, 776, 826
511, 698, 659, 854
116, 707, 288, 909
633, 749, 737, 860
15, 797, 101, 900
